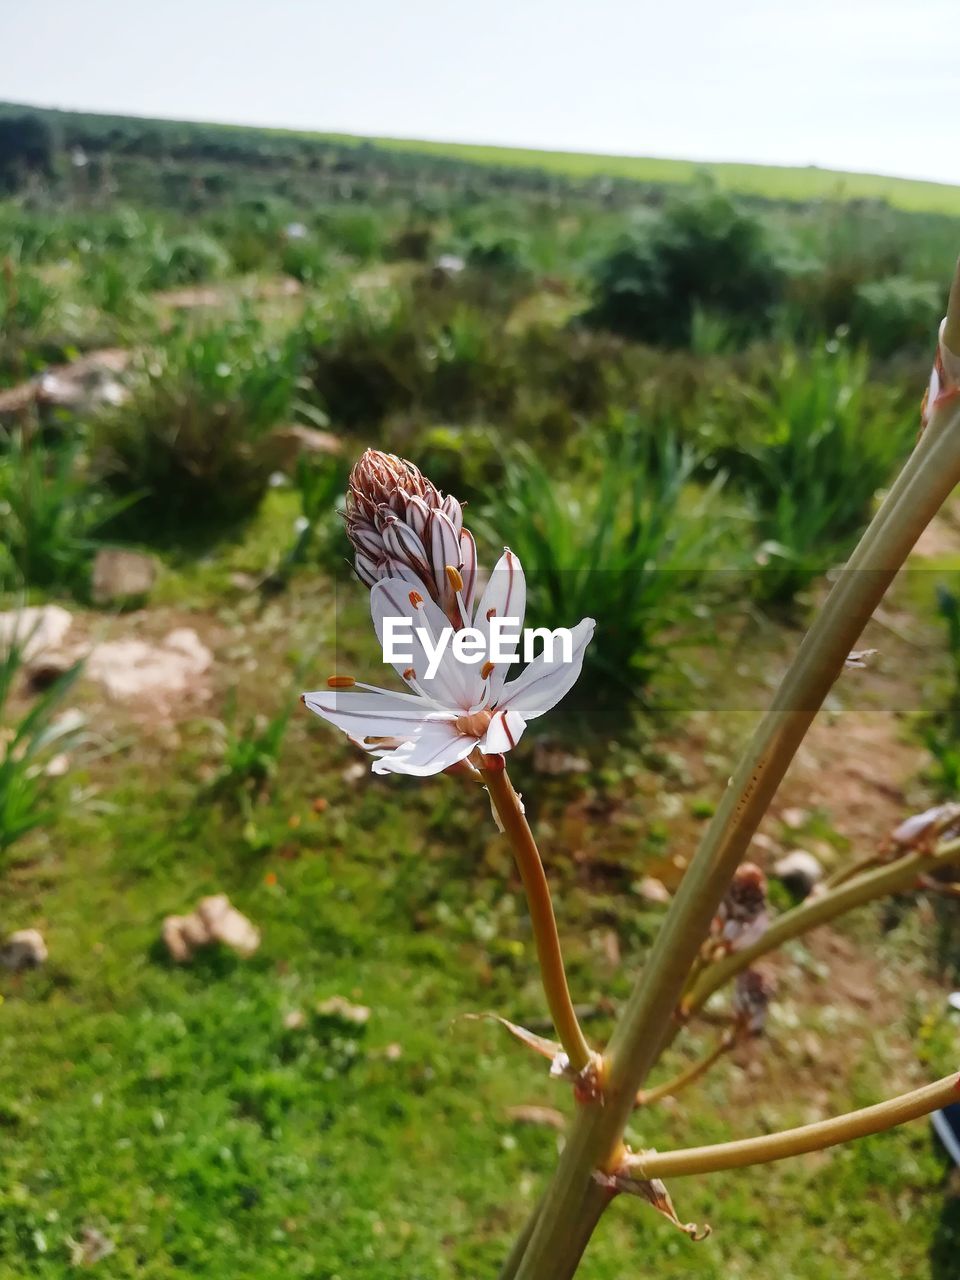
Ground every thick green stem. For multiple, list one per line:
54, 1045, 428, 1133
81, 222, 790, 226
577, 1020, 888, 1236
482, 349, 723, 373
631, 1072, 959, 1179
483, 762, 593, 1074
509, 393, 960, 1279
682, 836, 960, 1017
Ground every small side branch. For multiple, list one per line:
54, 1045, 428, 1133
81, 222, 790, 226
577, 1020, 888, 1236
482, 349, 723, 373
629, 1072, 960, 1179
636, 1030, 737, 1107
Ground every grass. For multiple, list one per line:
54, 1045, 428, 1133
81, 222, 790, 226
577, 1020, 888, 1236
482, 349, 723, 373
1, 560, 959, 1279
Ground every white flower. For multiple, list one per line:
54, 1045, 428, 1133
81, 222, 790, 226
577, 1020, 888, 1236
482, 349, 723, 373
303, 550, 595, 776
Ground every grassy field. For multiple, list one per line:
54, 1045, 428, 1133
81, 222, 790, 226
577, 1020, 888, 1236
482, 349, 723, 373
3, 496, 960, 1279
324, 132, 960, 216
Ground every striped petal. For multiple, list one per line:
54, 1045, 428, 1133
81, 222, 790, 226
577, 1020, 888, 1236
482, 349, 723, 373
372, 720, 477, 776
382, 517, 432, 581
302, 687, 434, 740
498, 617, 595, 719
474, 549, 526, 702
480, 706, 527, 755
459, 529, 478, 612
429, 510, 462, 610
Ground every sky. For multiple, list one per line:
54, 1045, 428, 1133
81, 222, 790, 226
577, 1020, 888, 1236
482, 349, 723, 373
1, 0, 958, 185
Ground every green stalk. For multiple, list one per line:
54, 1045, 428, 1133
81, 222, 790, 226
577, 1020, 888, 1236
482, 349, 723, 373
509, 390, 960, 1279
631, 1071, 960, 1179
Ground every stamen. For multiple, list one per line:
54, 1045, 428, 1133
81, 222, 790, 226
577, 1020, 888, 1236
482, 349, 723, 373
480, 660, 495, 679
402, 667, 416, 680
409, 590, 424, 607
445, 565, 464, 592
327, 675, 356, 688
486, 607, 496, 621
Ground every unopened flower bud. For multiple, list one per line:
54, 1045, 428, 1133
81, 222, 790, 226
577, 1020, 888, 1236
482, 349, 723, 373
709, 863, 769, 954
733, 965, 776, 1035
344, 449, 477, 618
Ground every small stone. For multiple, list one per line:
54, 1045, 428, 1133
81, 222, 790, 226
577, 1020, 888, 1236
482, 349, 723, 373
161, 895, 259, 962
91, 549, 157, 605
433, 253, 466, 280
197, 895, 261, 957
384, 1042, 403, 1061
283, 1009, 306, 1031
750, 832, 780, 857
67, 1225, 115, 1266
341, 761, 367, 785
316, 995, 371, 1026
637, 876, 670, 905
780, 808, 810, 831
0, 928, 47, 971
773, 849, 823, 898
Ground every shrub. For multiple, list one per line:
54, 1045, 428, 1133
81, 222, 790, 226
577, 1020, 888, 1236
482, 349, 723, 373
0, 434, 133, 595
582, 188, 784, 347
0, 254, 64, 383
721, 343, 915, 604
850, 276, 944, 357
143, 231, 232, 290
0, 115, 56, 192
315, 207, 386, 262
93, 315, 302, 539
479, 427, 729, 700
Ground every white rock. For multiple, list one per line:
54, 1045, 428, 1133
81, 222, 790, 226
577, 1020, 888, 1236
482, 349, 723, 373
773, 849, 823, 898
1, 928, 47, 971
85, 628, 212, 707
0, 606, 73, 663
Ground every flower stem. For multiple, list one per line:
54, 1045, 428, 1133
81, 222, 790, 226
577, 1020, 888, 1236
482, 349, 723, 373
483, 762, 593, 1075
630, 1072, 960, 1179
508, 393, 960, 1279
682, 835, 960, 1018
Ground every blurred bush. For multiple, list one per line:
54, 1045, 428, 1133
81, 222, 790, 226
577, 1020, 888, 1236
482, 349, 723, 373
849, 276, 944, 357
93, 314, 302, 539
581, 188, 784, 347
479, 426, 731, 701
0, 624, 83, 863
0, 433, 133, 595
143, 231, 233, 290
718, 342, 915, 604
